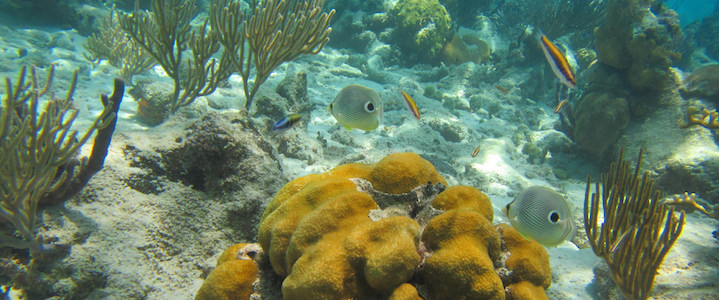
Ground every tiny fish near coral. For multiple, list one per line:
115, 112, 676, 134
400, 90, 421, 120
272, 113, 302, 131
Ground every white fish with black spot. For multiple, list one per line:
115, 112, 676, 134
328, 84, 383, 131
503, 186, 576, 247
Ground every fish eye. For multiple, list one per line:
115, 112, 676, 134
548, 211, 560, 223
365, 102, 375, 112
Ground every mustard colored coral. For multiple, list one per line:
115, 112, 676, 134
258, 154, 551, 299
388, 283, 424, 300
420, 186, 552, 300
431, 185, 493, 221
194, 243, 260, 300
258, 152, 443, 299
421, 187, 504, 300
497, 224, 552, 290
367, 152, 448, 194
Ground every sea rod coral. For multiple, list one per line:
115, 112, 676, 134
584, 149, 685, 300
0, 65, 124, 255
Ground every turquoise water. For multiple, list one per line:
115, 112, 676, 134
666, 0, 717, 25
0, 0, 718, 299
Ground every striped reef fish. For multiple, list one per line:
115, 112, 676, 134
328, 84, 383, 131
400, 90, 421, 120
272, 113, 302, 130
472, 144, 481, 157
503, 186, 576, 247
535, 30, 576, 90
553, 99, 568, 114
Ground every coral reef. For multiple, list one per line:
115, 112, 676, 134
119, 0, 233, 113
259, 152, 443, 298
421, 186, 551, 300
439, 34, 491, 66
83, 7, 155, 84
568, 0, 681, 159
680, 64, 719, 102
258, 153, 552, 299
593, 0, 680, 94
123, 112, 285, 240
420, 194, 505, 299
492, 0, 605, 41
211, 0, 335, 110
390, 0, 453, 65
695, 9, 719, 61
585, 149, 685, 300
657, 157, 719, 205
663, 192, 719, 220
572, 91, 630, 161
677, 106, 719, 130
0, 65, 122, 254
195, 243, 261, 300
439, 0, 491, 27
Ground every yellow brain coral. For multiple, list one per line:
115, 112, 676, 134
420, 186, 552, 300
194, 243, 260, 300
259, 153, 445, 299
257, 153, 552, 299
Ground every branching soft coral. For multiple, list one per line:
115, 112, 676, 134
678, 106, 719, 129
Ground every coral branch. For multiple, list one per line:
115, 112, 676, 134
584, 148, 685, 300
211, 0, 335, 110
40, 78, 125, 205
0, 65, 115, 255
678, 106, 719, 129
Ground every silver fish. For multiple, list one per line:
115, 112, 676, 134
328, 84, 383, 131
504, 186, 575, 246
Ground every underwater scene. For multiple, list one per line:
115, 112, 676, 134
1, 0, 719, 299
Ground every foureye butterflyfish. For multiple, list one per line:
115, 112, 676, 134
328, 84, 383, 131
503, 186, 575, 247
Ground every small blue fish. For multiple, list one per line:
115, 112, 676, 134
272, 113, 302, 131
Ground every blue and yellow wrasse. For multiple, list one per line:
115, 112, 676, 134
272, 113, 302, 130
400, 90, 420, 120
536, 30, 576, 90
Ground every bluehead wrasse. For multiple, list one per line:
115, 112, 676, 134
554, 99, 568, 114
536, 30, 576, 90
400, 90, 421, 120
472, 144, 481, 157
272, 113, 302, 130
495, 85, 509, 95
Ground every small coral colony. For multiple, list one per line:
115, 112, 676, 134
1, 0, 718, 299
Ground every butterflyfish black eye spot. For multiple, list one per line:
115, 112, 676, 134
549, 211, 560, 223
365, 102, 374, 112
